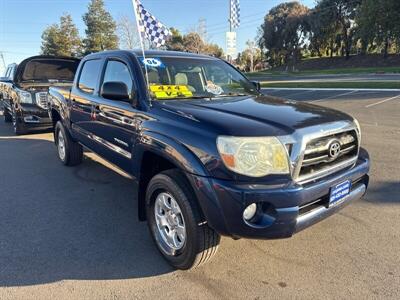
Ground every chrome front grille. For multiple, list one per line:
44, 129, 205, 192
297, 129, 359, 182
35, 92, 49, 109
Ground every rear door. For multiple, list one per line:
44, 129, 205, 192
70, 58, 103, 148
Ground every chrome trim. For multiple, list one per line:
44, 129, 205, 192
73, 126, 132, 159
302, 145, 356, 167
304, 134, 355, 156
297, 156, 357, 184
35, 92, 49, 109
23, 116, 41, 123
278, 120, 360, 183
296, 184, 366, 232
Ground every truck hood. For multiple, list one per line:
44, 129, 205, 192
158, 95, 354, 136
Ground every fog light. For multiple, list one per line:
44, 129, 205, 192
243, 203, 257, 221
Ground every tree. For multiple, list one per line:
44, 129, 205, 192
307, 6, 337, 57
165, 30, 223, 57
183, 32, 205, 54
41, 25, 60, 56
83, 0, 119, 54
41, 14, 82, 57
356, 0, 400, 57
165, 28, 185, 51
237, 44, 263, 72
259, 2, 309, 67
203, 43, 224, 58
314, 0, 362, 59
117, 15, 139, 50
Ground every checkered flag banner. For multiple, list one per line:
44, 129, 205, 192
230, 0, 240, 29
133, 0, 172, 48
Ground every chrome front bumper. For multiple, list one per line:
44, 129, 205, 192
295, 183, 367, 233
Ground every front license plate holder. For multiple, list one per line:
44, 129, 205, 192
329, 180, 351, 207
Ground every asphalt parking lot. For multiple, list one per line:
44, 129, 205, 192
0, 90, 399, 299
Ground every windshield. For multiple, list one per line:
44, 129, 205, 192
139, 56, 259, 101
21, 59, 79, 83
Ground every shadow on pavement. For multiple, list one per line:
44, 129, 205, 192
0, 123, 173, 287
363, 181, 400, 204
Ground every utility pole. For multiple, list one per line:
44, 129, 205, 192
0, 52, 6, 75
198, 18, 207, 42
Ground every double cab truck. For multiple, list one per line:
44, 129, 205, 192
49, 50, 370, 269
0, 56, 80, 135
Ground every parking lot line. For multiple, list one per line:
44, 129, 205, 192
365, 95, 400, 108
262, 87, 400, 92
263, 89, 282, 94
283, 89, 316, 99
311, 90, 359, 102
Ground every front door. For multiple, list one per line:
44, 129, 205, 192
88, 59, 139, 173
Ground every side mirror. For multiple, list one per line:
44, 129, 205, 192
251, 81, 261, 92
101, 81, 130, 101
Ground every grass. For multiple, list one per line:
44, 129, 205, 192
260, 81, 400, 89
247, 66, 400, 77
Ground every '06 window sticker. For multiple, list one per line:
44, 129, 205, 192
141, 58, 166, 68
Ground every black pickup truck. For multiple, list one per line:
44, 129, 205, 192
49, 50, 370, 269
0, 56, 80, 134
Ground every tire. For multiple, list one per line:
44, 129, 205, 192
55, 121, 83, 166
3, 109, 12, 123
11, 108, 27, 135
146, 169, 220, 270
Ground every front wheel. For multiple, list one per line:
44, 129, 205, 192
55, 121, 83, 166
146, 169, 221, 270
12, 108, 26, 135
3, 109, 12, 123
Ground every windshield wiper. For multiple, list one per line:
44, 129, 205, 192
154, 95, 213, 101
211, 93, 250, 98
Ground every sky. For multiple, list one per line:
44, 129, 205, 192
0, 0, 314, 74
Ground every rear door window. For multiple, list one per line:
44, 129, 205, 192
78, 60, 102, 94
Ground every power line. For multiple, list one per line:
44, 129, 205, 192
207, 0, 363, 36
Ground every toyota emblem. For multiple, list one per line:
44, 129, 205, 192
329, 141, 341, 159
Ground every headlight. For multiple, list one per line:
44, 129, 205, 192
217, 136, 290, 177
17, 90, 33, 104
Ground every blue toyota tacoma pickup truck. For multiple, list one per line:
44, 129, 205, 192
48, 50, 370, 270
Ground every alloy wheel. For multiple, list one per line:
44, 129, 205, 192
154, 192, 187, 256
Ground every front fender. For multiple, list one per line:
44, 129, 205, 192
133, 130, 212, 222
132, 131, 209, 178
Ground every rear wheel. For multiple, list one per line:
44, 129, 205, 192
55, 121, 83, 166
146, 169, 221, 270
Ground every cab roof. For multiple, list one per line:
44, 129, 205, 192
85, 49, 219, 60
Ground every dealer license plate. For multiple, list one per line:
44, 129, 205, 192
329, 180, 351, 207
